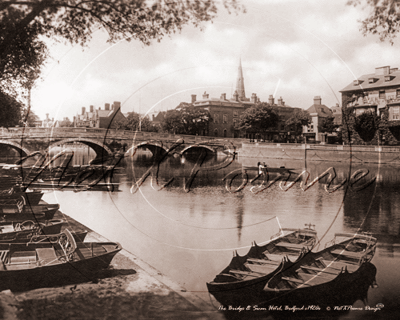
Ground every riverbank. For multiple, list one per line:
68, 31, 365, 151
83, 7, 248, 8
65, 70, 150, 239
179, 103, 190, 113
238, 142, 400, 165
0, 208, 223, 320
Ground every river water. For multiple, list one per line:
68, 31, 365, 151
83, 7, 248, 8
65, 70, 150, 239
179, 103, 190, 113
40, 146, 400, 319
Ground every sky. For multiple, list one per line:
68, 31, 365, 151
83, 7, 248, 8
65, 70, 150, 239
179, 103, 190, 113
30, 0, 400, 121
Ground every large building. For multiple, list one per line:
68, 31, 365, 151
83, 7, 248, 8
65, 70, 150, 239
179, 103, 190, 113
340, 66, 400, 144
74, 101, 127, 129
189, 60, 302, 140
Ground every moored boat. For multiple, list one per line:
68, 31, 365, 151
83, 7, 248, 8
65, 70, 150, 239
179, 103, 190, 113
206, 225, 318, 303
0, 203, 60, 221
208, 232, 377, 307
1, 229, 88, 244
0, 219, 64, 242
0, 229, 122, 291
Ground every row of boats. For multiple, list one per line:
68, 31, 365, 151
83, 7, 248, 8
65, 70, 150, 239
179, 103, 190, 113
207, 225, 378, 309
0, 161, 122, 291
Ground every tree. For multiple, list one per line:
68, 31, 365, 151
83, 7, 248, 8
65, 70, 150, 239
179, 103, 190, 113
318, 115, 338, 133
237, 102, 280, 136
354, 111, 380, 142
0, 89, 23, 127
125, 111, 157, 132
161, 103, 212, 135
348, 0, 400, 43
0, 1, 243, 93
22, 108, 40, 127
285, 109, 311, 134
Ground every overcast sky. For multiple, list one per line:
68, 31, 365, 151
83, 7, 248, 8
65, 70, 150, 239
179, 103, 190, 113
31, 0, 400, 120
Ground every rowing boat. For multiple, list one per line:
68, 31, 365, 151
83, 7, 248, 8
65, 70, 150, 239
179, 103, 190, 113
0, 229, 122, 291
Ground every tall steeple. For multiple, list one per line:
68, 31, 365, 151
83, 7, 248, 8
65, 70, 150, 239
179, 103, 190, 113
235, 58, 246, 100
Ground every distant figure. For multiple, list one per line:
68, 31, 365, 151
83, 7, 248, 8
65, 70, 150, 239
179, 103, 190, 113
258, 162, 263, 175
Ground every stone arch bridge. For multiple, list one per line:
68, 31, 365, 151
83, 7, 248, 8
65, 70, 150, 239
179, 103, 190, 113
0, 127, 234, 163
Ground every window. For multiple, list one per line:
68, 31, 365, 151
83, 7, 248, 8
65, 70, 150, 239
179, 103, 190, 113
223, 114, 227, 123
214, 114, 219, 123
223, 129, 227, 137
214, 129, 218, 136
379, 90, 386, 99
393, 107, 400, 120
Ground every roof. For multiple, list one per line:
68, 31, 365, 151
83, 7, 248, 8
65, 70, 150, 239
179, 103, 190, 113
306, 104, 332, 118
340, 67, 400, 92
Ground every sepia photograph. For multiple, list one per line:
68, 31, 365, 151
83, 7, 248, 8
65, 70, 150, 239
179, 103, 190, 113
0, 0, 399, 319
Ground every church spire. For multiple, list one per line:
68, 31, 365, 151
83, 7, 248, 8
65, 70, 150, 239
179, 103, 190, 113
235, 58, 246, 100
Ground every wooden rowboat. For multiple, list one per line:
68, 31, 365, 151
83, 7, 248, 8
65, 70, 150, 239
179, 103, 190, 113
0, 203, 60, 221
206, 225, 318, 302
0, 229, 122, 291
1, 230, 88, 244
0, 219, 64, 243
207, 232, 377, 308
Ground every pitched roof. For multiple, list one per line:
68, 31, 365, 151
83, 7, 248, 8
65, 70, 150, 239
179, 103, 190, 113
340, 67, 400, 92
307, 104, 332, 118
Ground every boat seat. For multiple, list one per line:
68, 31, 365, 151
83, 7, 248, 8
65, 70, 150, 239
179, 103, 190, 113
275, 242, 306, 250
229, 269, 266, 277
299, 265, 340, 275
9, 251, 36, 264
245, 263, 278, 273
247, 258, 280, 265
281, 276, 311, 286
36, 248, 58, 265
330, 249, 363, 259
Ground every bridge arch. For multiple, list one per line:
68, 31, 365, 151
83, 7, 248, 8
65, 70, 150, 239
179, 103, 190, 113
126, 141, 168, 158
50, 138, 113, 162
180, 144, 216, 161
0, 140, 30, 157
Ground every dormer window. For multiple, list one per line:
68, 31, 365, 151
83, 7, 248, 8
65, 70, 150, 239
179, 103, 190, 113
368, 77, 378, 83
385, 75, 394, 82
353, 79, 363, 86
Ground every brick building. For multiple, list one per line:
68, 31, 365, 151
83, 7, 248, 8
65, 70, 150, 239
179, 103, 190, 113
74, 101, 127, 129
340, 66, 400, 144
304, 96, 334, 142
189, 60, 302, 140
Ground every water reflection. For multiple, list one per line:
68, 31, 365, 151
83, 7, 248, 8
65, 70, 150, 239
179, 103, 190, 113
31, 147, 400, 319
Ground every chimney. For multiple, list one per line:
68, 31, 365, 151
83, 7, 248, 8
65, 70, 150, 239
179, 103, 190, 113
191, 94, 197, 103
105, 103, 110, 111
268, 95, 274, 105
90, 105, 94, 112
251, 93, 257, 103
375, 66, 390, 75
233, 90, 239, 101
112, 101, 121, 111
82, 107, 85, 115
202, 91, 209, 99
313, 96, 322, 105
278, 97, 283, 105
152, 114, 155, 121
221, 93, 226, 100
46, 113, 49, 120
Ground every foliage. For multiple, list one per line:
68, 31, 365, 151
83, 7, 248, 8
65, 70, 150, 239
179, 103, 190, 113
285, 109, 311, 133
125, 111, 157, 132
354, 111, 380, 142
0, 89, 23, 127
348, 0, 400, 44
0, 0, 244, 94
22, 108, 40, 127
161, 103, 212, 135
236, 102, 279, 134
318, 115, 338, 133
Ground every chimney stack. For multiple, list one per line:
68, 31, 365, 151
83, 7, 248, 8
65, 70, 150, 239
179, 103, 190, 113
82, 107, 85, 115
278, 97, 283, 105
191, 94, 197, 103
105, 103, 110, 111
313, 96, 322, 105
202, 91, 209, 99
251, 93, 257, 103
112, 101, 121, 110
90, 105, 94, 112
268, 95, 274, 105
221, 93, 226, 100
